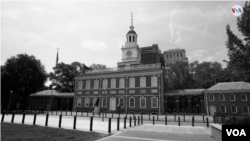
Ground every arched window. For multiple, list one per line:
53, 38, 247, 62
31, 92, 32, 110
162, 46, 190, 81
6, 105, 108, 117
179, 96, 188, 112
191, 96, 201, 113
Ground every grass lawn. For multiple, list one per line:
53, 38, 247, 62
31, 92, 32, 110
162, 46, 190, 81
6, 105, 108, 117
1, 122, 109, 141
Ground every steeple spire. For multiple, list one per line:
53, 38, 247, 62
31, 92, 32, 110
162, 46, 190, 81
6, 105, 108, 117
130, 12, 134, 31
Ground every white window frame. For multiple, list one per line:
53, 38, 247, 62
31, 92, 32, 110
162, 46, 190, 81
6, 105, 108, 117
241, 94, 248, 101
242, 105, 249, 113
229, 94, 236, 101
231, 105, 237, 113
140, 97, 146, 108
151, 97, 158, 108
220, 105, 226, 113
102, 98, 107, 107
86, 80, 91, 89
111, 79, 116, 88
129, 97, 135, 108
119, 78, 125, 88
151, 76, 157, 87
85, 97, 89, 107
129, 78, 135, 88
103, 79, 108, 89
93, 97, 97, 107
219, 94, 225, 101
77, 97, 81, 107
78, 81, 83, 90
209, 94, 214, 101
94, 80, 99, 89
140, 77, 146, 87
120, 97, 124, 108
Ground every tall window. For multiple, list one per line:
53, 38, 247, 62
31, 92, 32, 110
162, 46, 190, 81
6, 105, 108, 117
85, 97, 89, 107
241, 94, 247, 101
120, 97, 124, 107
94, 80, 99, 89
111, 79, 116, 88
231, 105, 237, 113
86, 80, 91, 89
209, 94, 214, 101
243, 106, 249, 113
103, 79, 108, 88
129, 97, 135, 108
119, 78, 125, 88
230, 94, 236, 101
151, 97, 158, 108
140, 97, 146, 108
220, 105, 226, 113
77, 97, 81, 107
151, 76, 157, 87
133, 36, 135, 42
180, 53, 183, 57
93, 97, 97, 107
129, 78, 135, 88
140, 77, 146, 87
78, 81, 83, 89
102, 98, 107, 107
219, 94, 225, 101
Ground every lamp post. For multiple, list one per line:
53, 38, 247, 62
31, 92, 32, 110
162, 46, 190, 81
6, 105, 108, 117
8, 90, 13, 113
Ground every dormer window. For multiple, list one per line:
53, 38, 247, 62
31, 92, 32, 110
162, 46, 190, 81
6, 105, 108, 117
129, 36, 131, 42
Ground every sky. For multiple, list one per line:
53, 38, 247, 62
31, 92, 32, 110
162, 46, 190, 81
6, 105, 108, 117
1, 1, 246, 79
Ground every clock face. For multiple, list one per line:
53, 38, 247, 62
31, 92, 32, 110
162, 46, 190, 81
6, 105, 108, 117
126, 50, 132, 57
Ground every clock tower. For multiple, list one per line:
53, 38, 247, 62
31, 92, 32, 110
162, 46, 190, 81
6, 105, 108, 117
118, 13, 141, 67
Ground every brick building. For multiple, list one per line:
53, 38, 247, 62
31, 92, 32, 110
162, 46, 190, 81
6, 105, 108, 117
29, 90, 74, 111
74, 15, 165, 114
204, 82, 250, 115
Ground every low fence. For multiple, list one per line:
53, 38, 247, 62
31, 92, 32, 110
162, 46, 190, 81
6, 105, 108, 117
1, 110, 210, 134
213, 112, 250, 125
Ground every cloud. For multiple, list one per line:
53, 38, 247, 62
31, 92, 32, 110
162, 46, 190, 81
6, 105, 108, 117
188, 50, 208, 61
169, 5, 182, 38
81, 39, 108, 51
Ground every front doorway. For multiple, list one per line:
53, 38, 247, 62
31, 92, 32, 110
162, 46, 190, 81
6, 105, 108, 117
109, 98, 116, 111
209, 105, 216, 116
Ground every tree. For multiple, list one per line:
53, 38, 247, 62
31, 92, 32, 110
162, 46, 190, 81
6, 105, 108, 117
166, 61, 195, 90
89, 63, 107, 70
48, 61, 87, 92
225, 1, 250, 82
193, 61, 223, 88
1, 54, 47, 111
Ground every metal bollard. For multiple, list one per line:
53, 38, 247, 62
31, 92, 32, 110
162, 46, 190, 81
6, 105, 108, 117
178, 117, 180, 126
73, 116, 77, 129
206, 118, 209, 127
33, 113, 37, 125
192, 117, 194, 127
134, 116, 136, 126
108, 118, 111, 133
22, 112, 26, 124
153, 116, 155, 125
11, 111, 15, 123
129, 117, 132, 127
141, 115, 143, 124
124, 117, 126, 129
117, 117, 120, 131
90, 116, 93, 131
45, 114, 49, 126
1, 111, 5, 122
138, 116, 140, 125
59, 115, 62, 128
165, 116, 167, 125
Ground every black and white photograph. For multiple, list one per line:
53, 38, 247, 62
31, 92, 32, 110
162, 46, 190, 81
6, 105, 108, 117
1, 0, 250, 141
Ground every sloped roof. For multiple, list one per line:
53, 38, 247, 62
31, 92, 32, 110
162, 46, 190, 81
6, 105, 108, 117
205, 82, 250, 93
165, 89, 205, 95
30, 90, 74, 97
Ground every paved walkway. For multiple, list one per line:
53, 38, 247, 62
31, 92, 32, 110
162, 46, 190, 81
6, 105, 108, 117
1, 114, 216, 141
97, 124, 217, 141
